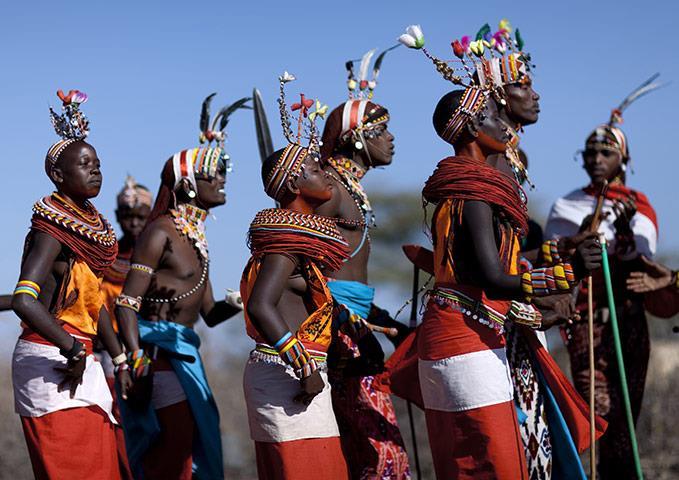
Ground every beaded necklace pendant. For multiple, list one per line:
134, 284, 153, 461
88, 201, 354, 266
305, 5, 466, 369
327, 156, 375, 228
170, 204, 209, 259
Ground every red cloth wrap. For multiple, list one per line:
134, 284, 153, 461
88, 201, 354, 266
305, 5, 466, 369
583, 182, 657, 232
422, 155, 529, 235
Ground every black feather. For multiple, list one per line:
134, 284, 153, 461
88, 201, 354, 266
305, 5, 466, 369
200, 93, 217, 133
373, 44, 400, 74
253, 88, 274, 163
214, 97, 252, 132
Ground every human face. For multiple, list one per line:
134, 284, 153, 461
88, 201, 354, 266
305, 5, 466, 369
504, 77, 540, 126
116, 204, 151, 239
293, 155, 333, 206
52, 141, 102, 201
583, 145, 623, 185
364, 124, 395, 167
474, 99, 511, 154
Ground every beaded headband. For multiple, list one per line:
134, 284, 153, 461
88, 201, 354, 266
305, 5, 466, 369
585, 73, 666, 161
441, 86, 488, 144
46, 89, 90, 167
264, 143, 310, 201
117, 175, 153, 209
173, 94, 251, 193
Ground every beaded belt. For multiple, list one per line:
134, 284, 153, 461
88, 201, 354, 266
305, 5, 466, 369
251, 344, 328, 367
428, 287, 507, 334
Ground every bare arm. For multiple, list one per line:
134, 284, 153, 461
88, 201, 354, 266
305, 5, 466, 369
201, 280, 242, 327
245, 254, 298, 345
97, 306, 124, 358
0, 295, 12, 311
11, 231, 76, 351
116, 224, 167, 352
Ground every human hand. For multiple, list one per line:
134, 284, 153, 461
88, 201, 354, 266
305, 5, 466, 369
116, 368, 133, 401
573, 233, 603, 278
533, 294, 580, 330
294, 369, 325, 405
627, 255, 674, 293
225, 289, 243, 310
56, 355, 87, 399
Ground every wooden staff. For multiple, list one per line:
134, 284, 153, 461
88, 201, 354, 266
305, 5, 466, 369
585, 180, 608, 478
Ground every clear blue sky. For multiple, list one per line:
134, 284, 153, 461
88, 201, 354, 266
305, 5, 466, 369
0, 0, 677, 298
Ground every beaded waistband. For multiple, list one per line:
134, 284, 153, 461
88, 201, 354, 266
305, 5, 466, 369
251, 343, 328, 366
428, 287, 507, 334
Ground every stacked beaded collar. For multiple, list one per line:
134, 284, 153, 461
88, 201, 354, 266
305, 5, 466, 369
31, 193, 117, 275
170, 203, 209, 259
326, 156, 374, 229
248, 208, 349, 271
33, 193, 116, 247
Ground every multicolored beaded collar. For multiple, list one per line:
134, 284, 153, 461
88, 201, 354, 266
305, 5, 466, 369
33, 193, 117, 247
326, 156, 374, 229
170, 203, 209, 259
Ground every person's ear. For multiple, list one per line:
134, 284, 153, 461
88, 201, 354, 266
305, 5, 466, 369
286, 177, 301, 196
181, 179, 196, 199
466, 120, 479, 138
49, 165, 64, 185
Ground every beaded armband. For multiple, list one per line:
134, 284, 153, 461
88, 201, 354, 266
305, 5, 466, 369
507, 301, 542, 329
540, 239, 563, 266
521, 263, 576, 299
115, 294, 142, 312
127, 349, 152, 380
275, 333, 318, 380
13, 280, 41, 300
131, 263, 155, 275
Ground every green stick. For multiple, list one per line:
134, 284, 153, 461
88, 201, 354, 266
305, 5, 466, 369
600, 238, 643, 479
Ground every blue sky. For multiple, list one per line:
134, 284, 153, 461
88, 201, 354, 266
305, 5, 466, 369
0, 0, 677, 301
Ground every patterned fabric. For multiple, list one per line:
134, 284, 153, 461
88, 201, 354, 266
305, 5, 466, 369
563, 304, 649, 479
329, 334, 411, 480
506, 323, 552, 480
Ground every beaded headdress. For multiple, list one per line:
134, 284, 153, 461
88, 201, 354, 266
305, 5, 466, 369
46, 89, 90, 171
264, 72, 327, 201
172, 94, 251, 194
399, 25, 489, 144
585, 73, 666, 162
338, 46, 397, 148
116, 175, 153, 209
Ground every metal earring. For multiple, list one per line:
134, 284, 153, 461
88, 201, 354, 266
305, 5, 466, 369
355, 141, 363, 150
188, 189, 196, 199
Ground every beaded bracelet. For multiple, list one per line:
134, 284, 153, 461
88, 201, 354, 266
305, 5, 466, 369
521, 263, 576, 298
507, 301, 542, 329
131, 263, 155, 275
275, 335, 318, 380
114, 362, 130, 375
540, 239, 562, 266
13, 280, 41, 300
60, 337, 86, 361
127, 349, 152, 380
116, 294, 142, 312
111, 353, 127, 366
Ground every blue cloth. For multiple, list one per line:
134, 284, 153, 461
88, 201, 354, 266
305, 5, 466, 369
118, 319, 223, 480
327, 279, 375, 319
534, 358, 587, 480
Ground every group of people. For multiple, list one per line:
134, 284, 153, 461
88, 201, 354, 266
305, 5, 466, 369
6, 18, 678, 480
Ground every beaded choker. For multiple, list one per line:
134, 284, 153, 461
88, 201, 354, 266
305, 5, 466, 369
33, 193, 117, 247
326, 156, 374, 229
170, 204, 209, 259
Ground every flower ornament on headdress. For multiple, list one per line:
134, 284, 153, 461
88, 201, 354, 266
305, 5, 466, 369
171, 93, 251, 197
398, 25, 489, 144
117, 175, 153, 209
264, 73, 326, 201
46, 89, 91, 169
586, 73, 667, 163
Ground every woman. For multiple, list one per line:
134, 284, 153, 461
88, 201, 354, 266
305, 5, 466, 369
241, 74, 350, 479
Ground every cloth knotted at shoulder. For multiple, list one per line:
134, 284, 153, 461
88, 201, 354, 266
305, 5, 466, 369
31, 193, 118, 276
247, 208, 349, 270
422, 155, 529, 235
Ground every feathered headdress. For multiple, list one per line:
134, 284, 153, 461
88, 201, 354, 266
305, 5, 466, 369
46, 89, 90, 168
199, 93, 252, 147
345, 45, 400, 100
587, 73, 667, 161
117, 175, 153, 209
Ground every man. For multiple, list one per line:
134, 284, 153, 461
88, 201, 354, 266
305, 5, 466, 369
11, 89, 122, 479
115, 94, 247, 479
545, 77, 662, 478
316, 48, 411, 479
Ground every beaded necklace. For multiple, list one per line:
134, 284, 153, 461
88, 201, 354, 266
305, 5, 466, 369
143, 204, 210, 304
33, 193, 117, 247
500, 120, 534, 195
326, 156, 374, 229
170, 203, 209, 259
